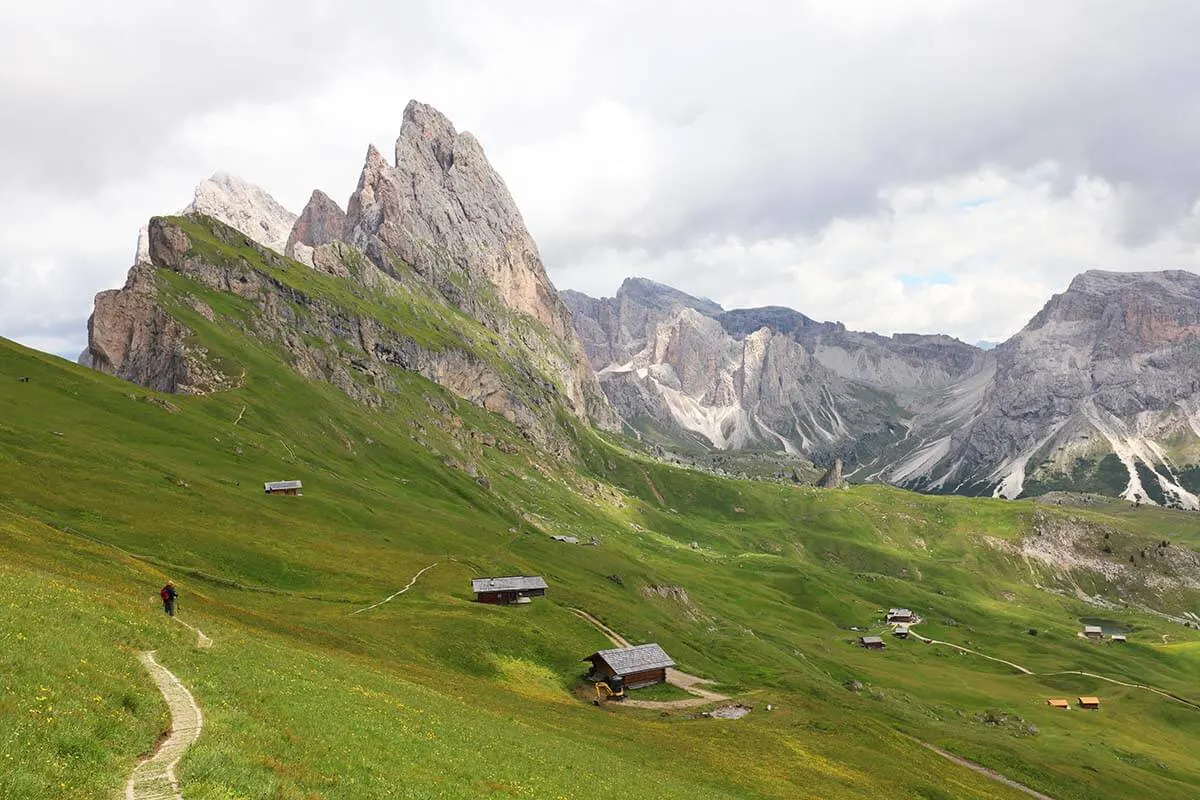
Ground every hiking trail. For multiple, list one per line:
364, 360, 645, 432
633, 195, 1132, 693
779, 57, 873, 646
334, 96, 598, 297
569, 607, 729, 709
353, 562, 440, 614
125, 652, 204, 800
906, 735, 1057, 800
175, 618, 211, 649
903, 625, 1199, 710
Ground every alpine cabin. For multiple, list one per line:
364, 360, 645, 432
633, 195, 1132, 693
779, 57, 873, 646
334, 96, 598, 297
887, 608, 915, 623
471, 576, 548, 605
584, 644, 675, 689
1078, 696, 1101, 709
1047, 698, 1070, 709
1083, 625, 1103, 639
264, 480, 303, 496
860, 635, 886, 649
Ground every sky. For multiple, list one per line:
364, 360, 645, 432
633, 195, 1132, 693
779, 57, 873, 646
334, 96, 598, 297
5, 0, 1200, 358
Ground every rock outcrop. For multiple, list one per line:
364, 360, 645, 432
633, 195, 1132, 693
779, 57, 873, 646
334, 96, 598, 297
285, 190, 346, 267
184, 173, 297, 255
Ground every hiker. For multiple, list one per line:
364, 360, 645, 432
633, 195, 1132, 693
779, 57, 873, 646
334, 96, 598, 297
161, 581, 178, 616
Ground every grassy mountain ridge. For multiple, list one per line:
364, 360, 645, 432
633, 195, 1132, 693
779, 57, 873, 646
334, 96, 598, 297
4, 240, 1200, 797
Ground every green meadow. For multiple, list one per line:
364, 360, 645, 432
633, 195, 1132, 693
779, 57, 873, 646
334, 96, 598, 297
2, 234, 1200, 798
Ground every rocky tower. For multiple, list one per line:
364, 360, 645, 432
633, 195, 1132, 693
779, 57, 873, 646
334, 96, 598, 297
342, 100, 615, 430
285, 190, 346, 267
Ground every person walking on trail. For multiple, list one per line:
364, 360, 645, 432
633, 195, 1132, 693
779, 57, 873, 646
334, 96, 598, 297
161, 581, 178, 617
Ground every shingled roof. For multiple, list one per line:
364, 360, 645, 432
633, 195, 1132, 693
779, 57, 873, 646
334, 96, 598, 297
471, 576, 548, 593
586, 643, 675, 675
264, 480, 303, 491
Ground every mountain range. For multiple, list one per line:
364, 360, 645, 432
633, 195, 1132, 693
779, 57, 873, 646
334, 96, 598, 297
79, 101, 1200, 509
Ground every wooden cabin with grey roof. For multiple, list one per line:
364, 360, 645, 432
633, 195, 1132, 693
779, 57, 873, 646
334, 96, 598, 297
471, 576, 548, 605
584, 644, 675, 689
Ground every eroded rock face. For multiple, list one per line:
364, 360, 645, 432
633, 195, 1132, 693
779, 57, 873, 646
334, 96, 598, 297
343, 100, 616, 431
565, 278, 972, 459
285, 190, 346, 267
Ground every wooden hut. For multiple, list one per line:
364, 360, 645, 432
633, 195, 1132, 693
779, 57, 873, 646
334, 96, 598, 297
860, 635, 886, 649
1078, 696, 1101, 709
264, 480, 303, 496
893, 623, 911, 639
1110, 634, 1127, 643
471, 576, 548, 605
1047, 698, 1070, 709
887, 608, 915, 623
584, 644, 675, 689
1083, 625, 1103, 639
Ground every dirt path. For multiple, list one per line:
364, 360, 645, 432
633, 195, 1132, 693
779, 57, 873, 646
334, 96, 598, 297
569, 608, 729, 709
125, 652, 204, 800
907, 736, 1056, 800
905, 628, 1033, 674
352, 562, 440, 614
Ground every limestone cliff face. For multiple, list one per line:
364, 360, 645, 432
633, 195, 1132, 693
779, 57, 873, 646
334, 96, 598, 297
342, 101, 616, 431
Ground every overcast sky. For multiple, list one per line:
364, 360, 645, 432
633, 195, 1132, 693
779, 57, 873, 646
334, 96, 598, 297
5, 0, 1200, 358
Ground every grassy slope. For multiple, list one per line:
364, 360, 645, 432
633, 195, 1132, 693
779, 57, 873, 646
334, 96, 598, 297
2, 259, 1200, 798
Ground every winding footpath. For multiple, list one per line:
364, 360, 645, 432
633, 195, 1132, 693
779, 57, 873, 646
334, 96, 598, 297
568, 608, 729, 709
125, 651, 204, 800
352, 562, 440, 614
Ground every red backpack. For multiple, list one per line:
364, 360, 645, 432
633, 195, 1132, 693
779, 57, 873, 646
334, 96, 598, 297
161, 586, 171, 602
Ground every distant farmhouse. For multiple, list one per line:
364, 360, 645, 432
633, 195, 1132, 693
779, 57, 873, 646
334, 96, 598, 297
860, 635, 886, 649
264, 480, 303, 496
1047, 698, 1070, 709
471, 576, 548, 605
1078, 696, 1101, 709
893, 623, 911, 639
1110, 634, 1127, 643
584, 643, 675, 688
1083, 625, 1103, 639
887, 608, 915, 623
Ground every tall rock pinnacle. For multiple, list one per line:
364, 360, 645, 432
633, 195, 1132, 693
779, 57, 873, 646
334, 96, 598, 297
344, 100, 616, 429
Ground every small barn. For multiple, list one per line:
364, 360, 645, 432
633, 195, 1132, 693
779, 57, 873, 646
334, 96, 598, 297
1110, 634, 1127, 643
893, 623, 911, 639
860, 635, 886, 649
887, 608, 915, 623
1047, 698, 1070, 709
584, 643, 675, 689
264, 480, 303, 496
471, 576, 548, 605
1083, 625, 1103, 638
1078, 696, 1101, 709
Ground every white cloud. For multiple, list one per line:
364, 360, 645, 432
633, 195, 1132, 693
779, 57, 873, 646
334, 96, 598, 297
4, 1, 1200, 357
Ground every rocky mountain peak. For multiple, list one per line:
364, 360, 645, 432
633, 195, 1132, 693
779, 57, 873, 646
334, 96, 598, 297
185, 172, 296, 255
616, 277, 725, 315
285, 189, 346, 267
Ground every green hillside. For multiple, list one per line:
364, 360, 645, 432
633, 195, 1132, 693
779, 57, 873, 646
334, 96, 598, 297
3, 239, 1200, 798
